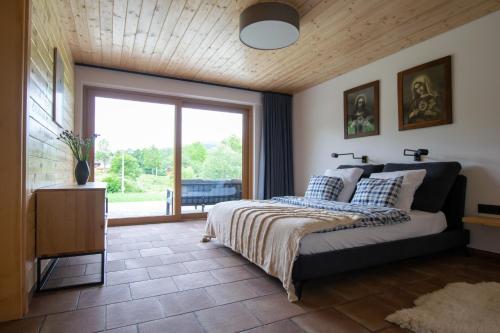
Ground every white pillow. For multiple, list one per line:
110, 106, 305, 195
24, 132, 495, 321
324, 168, 364, 202
370, 169, 427, 211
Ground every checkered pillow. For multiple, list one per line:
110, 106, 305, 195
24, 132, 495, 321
305, 176, 344, 201
351, 176, 404, 207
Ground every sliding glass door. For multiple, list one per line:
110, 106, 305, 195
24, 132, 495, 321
84, 87, 251, 224
93, 97, 176, 219
180, 106, 245, 215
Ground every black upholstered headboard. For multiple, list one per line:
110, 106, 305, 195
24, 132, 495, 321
382, 162, 466, 230
441, 175, 467, 230
383, 162, 462, 212
337, 162, 467, 230
338, 164, 384, 178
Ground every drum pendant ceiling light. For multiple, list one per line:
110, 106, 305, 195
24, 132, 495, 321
239, 2, 300, 50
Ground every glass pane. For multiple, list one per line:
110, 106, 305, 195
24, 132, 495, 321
181, 107, 243, 214
94, 97, 175, 218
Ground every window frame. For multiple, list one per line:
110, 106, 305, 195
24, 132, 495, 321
82, 85, 253, 226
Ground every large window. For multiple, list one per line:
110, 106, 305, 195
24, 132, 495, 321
181, 107, 244, 214
84, 87, 251, 224
94, 97, 175, 219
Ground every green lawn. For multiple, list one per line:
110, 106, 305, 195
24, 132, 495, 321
96, 171, 172, 203
137, 174, 172, 192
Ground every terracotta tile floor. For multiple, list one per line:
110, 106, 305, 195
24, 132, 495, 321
2, 220, 500, 333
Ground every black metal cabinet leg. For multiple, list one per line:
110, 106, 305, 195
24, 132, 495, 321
36, 252, 105, 292
100, 251, 106, 284
294, 280, 303, 301
37, 258, 41, 292
37, 257, 58, 292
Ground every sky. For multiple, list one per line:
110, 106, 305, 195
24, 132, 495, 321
95, 97, 243, 151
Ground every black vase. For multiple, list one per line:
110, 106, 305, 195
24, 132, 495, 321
75, 160, 90, 185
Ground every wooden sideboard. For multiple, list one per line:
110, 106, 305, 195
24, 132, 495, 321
463, 216, 500, 228
36, 182, 107, 290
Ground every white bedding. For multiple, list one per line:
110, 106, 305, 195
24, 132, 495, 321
299, 210, 447, 255
204, 200, 363, 301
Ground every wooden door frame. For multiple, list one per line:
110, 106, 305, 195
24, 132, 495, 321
82, 85, 253, 226
0, 0, 30, 321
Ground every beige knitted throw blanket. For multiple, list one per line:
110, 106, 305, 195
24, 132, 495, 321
203, 200, 361, 301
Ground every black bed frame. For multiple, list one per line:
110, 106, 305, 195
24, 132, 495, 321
291, 175, 469, 300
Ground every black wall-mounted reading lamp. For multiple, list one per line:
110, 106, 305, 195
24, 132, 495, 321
331, 153, 368, 164
404, 148, 429, 161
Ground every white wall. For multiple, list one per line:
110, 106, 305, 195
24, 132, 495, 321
74, 66, 262, 196
293, 11, 500, 253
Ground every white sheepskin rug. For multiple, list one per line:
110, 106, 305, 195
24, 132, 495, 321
386, 282, 500, 333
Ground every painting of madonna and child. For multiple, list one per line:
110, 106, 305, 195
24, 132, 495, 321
343, 80, 380, 139
398, 56, 453, 131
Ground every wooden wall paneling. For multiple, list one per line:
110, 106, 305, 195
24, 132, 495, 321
223, 0, 365, 85
120, 0, 142, 67
200, 0, 257, 65
150, 0, 204, 72
56, 0, 500, 93
227, 0, 389, 87
111, 0, 127, 65
99, 0, 115, 66
169, 0, 231, 76
296, 0, 323, 16
198, 0, 333, 83
255, 0, 500, 92
190, 12, 241, 78
144, 0, 185, 71
235, 0, 487, 90
175, 0, 311, 79
55, 0, 81, 61
234, 0, 445, 90
393, 0, 500, 49
83, 0, 102, 64
194, 29, 242, 80
185, 11, 240, 78
213, 46, 257, 83
28, 63, 52, 113
172, 0, 244, 77
266, 0, 457, 89
25, 0, 76, 302
162, 0, 218, 73
142, 0, 172, 57
130, 0, 159, 68
277, 0, 499, 91
68, 0, 92, 62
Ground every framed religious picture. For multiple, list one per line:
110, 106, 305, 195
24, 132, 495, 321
53, 47, 64, 127
398, 56, 452, 131
343, 80, 380, 139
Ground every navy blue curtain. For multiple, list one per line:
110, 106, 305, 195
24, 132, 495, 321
260, 92, 294, 199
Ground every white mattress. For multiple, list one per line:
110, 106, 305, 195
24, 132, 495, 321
299, 210, 447, 255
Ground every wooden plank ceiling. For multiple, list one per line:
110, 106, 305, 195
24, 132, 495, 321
56, 0, 500, 93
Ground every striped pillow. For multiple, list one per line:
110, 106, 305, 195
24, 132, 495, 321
305, 175, 344, 201
351, 177, 404, 207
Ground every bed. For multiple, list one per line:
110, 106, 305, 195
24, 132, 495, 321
299, 209, 448, 254
203, 162, 469, 301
